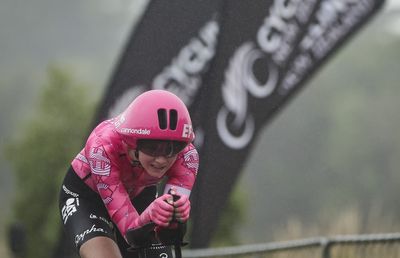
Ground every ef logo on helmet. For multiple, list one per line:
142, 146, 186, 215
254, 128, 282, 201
182, 124, 193, 138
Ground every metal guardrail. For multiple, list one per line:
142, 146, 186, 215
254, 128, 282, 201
183, 232, 400, 258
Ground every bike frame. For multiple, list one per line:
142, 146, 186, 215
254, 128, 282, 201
129, 242, 183, 258
126, 192, 187, 258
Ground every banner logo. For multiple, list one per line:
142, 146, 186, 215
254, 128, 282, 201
218, 40, 282, 149
280, 0, 376, 94
107, 18, 220, 120
217, 0, 319, 150
153, 18, 220, 106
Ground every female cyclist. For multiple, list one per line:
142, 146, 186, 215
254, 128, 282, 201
58, 90, 199, 258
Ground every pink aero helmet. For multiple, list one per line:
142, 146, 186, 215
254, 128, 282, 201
115, 90, 195, 148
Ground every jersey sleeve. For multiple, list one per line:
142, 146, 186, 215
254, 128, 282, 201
164, 143, 199, 196
85, 141, 139, 236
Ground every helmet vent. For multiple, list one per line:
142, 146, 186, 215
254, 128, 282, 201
157, 109, 168, 129
169, 109, 178, 130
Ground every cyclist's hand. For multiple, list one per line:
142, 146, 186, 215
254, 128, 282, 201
139, 194, 174, 227
173, 194, 191, 223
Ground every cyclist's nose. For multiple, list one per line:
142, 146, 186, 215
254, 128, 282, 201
153, 155, 168, 163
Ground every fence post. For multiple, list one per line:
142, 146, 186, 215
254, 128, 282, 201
321, 238, 331, 258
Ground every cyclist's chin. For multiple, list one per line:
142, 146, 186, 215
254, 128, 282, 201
145, 167, 167, 178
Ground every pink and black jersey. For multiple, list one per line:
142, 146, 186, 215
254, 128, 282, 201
71, 118, 199, 236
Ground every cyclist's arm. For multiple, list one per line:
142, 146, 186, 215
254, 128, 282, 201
164, 144, 199, 196
86, 143, 140, 237
163, 144, 199, 223
87, 143, 175, 240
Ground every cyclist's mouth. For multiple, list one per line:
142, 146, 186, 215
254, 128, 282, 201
151, 164, 166, 171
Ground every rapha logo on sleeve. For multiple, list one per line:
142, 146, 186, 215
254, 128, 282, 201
74, 224, 106, 246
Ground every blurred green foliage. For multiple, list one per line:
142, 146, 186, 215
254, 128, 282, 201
5, 66, 97, 258
212, 187, 247, 247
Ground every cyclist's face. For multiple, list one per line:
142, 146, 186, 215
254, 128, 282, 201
138, 151, 177, 178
